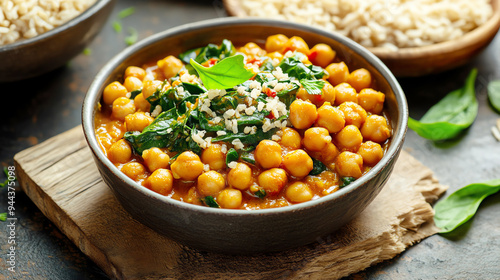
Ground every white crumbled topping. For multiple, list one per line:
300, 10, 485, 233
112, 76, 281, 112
250, 88, 261, 99
232, 139, 244, 150
198, 130, 206, 138
245, 106, 256, 116
225, 119, 233, 131
180, 73, 198, 84
205, 137, 212, 147
221, 144, 228, 153
267, 79, 278, 87
271, 58, 280, 67
207, 89, 221, 100
166, 128, 173, 134
251, 126, 257, 134
228, 161, 238, 169
282, 120, 288, 127
176, 86, 185, 93
126, 92, 131, 98
274, 120, 283, 128
236, 104, 247, 112
203, 164, 210, 172
274, 82, 288, 92
244, 126, 252, 134
262, 118, 273, 132
151, 105, 162, 117
237, 86, 248, 95
213, 116, 222, 124
232, 119, 238, 134
272, 67, 289, 81
224, 109, 236, 119
217, 130, 227, 136
192, 132, 206, 148
249, 80, 262, 90
245, 97, 254, 106
272, 135, 281, 141
257, 102, 266, 112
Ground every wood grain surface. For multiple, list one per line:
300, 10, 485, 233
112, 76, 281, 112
14, 126, 447, 279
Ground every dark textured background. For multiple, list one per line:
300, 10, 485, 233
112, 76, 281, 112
1, 0, 499, 279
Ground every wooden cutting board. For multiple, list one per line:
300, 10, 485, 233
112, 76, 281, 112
14, 126, 447, 279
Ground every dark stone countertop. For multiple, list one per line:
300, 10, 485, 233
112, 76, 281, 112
1, 1, 499, 279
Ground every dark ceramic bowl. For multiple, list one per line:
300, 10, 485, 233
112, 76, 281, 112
82, 18, 408, 254
0, 0, 115, 83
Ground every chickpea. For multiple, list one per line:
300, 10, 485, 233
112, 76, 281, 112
283, 149, 314, 178
157, 55, 184, 80
111, 97, 136, 121
107, 139, 132, 163
240, 42, 266, 57
360, 115, 391, 143
358, 141, 384, 166
280, 127, 301, 149
201, 144, 226, 170
142, 80, 163, 99
197, 170, 225, 197
289, 99, 318, 129
335, 125, 363, 150
217, 189, 243, 209
303, 127, 331, 152
125, 112, 154, 132
145, 169, 173, 195
333, 83, 357, 105
358, 88, 385, 114
267, 51, 283, 61
121, 162, 147, 181
326, 62, 349, 86
227, 163, 253, 190
125, 66, 146, 81
347, 68, 372, 92
265, 34, 289, 53
296, 86, 324, 106
103, 81, 128, 105
320, 142, 340, 164
134, 93, 151, 112
309, 43, 336, 68
285, 182, 313, 203
257, 168, 288, 196
255, 140, 282, 169
123, 76, 143, 92
142, 147, 170, 172
322, 81, 336, 105
171, 151, 204, 181
316, 102, 345, 133
282, 36, 310, 54
338, 101, 368, 128
335, 151, 363, 178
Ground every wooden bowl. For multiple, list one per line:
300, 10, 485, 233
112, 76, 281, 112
224, 0, 500, 77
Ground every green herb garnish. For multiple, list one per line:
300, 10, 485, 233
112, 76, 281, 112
300, 79, 325, 95
408, 69, 478, 141
340, 177, 356, 188
112, 20, 122, 33
83, 48, 91, 56
118, 7, 135, 19
309, 158, 327, 176
202, 196, 220, 208
125, 27, 138, 46
434, 179, 500, 233
0, 213, 6, 222
190, 55, 254, 90
487, 80, 500, 113
254, 189, 266, 198
0, 167, 11, 187
225, 148, 238, 167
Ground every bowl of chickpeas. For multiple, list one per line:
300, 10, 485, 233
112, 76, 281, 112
82, 18, 408, 254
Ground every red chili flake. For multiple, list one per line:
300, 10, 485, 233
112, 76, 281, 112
265, 88, 277, 98
308, 51, 318, 61
266, 111, 275, 119
202, 58, 218, 67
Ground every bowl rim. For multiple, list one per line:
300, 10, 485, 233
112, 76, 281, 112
0, 0, 113, 51
82, 17, 408, 216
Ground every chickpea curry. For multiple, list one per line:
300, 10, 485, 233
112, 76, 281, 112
95, 34, 392, 210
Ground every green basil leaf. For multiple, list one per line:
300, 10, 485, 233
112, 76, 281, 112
118, 7, 135, 19
408, 69, 478, 141
278, 54, 327, 80
201, 196, 220, 208
300, 79, 325, 95
340, 177, 356, 188
309, 158, 327, 176
254, 189, 266, 199
225, 148, 239, 166
487, 80, 500, 113
180, 39, 236, 64
434, 179, 500, 233
190, 55, 254, 90
112, 21, 122, 33
0, 212, 6, 221
125, 27, 138, 46
130, 89, 142, 99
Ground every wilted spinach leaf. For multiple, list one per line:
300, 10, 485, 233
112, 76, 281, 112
309, 158, 327, 176
488, 80, 500, 113
190, 55, 254, 90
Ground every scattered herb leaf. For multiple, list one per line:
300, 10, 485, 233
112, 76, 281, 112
190, 55, 254, 90
225, 148, 239, 167
278, 54, 327, 80
0, 213, 6, 222
179, 39, 236, 64
112, 20, 122, 33
202, 196, 220, 208
118, 7, 135, 19
254, 189, 266, 198
434, 179, 500, 233
300, 79, 325, 95
309, 158, 327, 176
487, 80, 500, 113
83, 48, 91, 56
340, 177, 356, 188
130, 89, 142, 99
408, 69, 478, 141
0, 167, 11, 187
125, 27, 138, 46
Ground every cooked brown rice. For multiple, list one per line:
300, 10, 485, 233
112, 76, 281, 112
237, 0, 493, 50
0, 0, 97, 46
